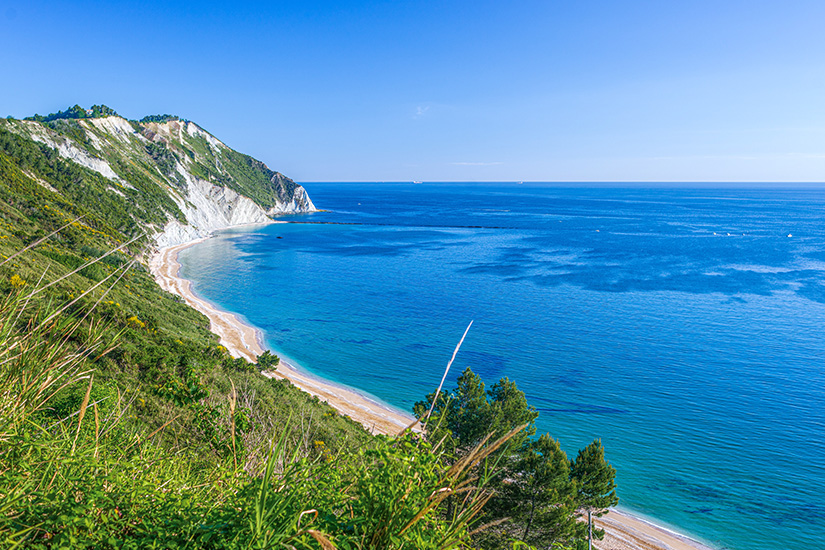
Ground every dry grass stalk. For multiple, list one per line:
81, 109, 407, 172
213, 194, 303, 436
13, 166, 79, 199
421, 320, 473, 430
307, 529, 336, 550
229, 378, 237, 471
93, 401, 100, 459
71, 374, 94, 455
0, 297, 99, 442
398, 423, 527, 538
133, 414, 181, 449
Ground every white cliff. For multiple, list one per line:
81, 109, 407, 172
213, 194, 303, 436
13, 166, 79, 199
266, 178, 317, 215
155, 165, 273, 248
3, 113, 317, 251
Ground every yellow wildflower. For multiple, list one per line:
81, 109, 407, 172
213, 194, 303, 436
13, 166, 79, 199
126, 316, 146, 329
9, 274, 26, 288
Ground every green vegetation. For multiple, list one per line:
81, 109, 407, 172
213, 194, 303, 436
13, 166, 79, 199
570, 440, 619, 550
157, 126, 301, 211
256, 350, 280, 369
26, 104, 119, 122
0, 106, 618, 549
0, 124, 186, 229
415, 368, 618, 549
139, 114, 183, 124
0, 286, 526, 549
5, 104, 308, 224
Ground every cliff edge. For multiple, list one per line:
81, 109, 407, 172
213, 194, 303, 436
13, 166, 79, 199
1, 105, 315, 249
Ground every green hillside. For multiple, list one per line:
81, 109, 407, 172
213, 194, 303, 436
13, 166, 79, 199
0, 107, 616, 550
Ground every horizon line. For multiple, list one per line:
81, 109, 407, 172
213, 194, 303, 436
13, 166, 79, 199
296, 180, 825, 186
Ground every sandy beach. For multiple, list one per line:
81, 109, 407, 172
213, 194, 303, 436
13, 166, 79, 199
149, 239, 417, 436
148, 238, 716, 550
594, 510, 716, 550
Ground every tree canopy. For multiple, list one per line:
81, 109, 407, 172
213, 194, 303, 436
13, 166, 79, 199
26, 104, 119, 122
414, 368, 619, 550
413, 367, 538, 456
519, 435, 582, 545
570, 439, 618, 515
139, 114, 183, 124
570, 439, 619, 549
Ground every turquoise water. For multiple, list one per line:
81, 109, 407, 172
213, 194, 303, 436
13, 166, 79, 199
178, 183, 825, 550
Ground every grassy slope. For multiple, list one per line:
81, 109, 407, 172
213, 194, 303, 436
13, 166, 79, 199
3, 112, 303, 223
0, 283, 500, 549
0, 122, 509, 547
0, 113, 596, 550
143, 119, 300, 209
0, 121, 371, 456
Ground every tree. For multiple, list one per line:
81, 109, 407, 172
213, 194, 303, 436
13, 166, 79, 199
488, 376, 537, 440
500, 434, 582, 549
414, 368, 540, 547
256, 350, 280, 370
569, 439, 618, 550
413, 367, 538, 457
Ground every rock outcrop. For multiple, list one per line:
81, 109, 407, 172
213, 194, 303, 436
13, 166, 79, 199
2, 110, 316, 250
266, 172, 316, 215
155, 172, 273, 248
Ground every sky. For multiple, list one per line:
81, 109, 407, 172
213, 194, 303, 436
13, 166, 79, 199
1, 0, 824, 182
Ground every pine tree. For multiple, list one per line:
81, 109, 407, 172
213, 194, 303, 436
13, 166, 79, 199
570, 439, 619, 550
508, 434, 581, 548
413, 367, 537, 456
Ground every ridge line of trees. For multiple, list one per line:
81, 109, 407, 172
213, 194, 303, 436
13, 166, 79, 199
26, 104, 119, 122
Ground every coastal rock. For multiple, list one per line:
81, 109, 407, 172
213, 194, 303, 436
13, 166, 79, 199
1, 110, 316, 250
266, 173, 317, 214
155, 169, 272, 248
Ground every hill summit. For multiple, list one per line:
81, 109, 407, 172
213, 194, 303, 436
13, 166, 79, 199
2, 105, 315, 248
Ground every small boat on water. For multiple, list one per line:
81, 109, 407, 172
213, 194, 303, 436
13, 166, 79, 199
413, 180, 423, 184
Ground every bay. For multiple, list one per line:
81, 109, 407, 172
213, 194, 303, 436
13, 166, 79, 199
179, 183, 825, 550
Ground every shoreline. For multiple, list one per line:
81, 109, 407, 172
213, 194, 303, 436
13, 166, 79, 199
595, 509, 717, 550
148, 233, 716, 550
148, 237, 417, 436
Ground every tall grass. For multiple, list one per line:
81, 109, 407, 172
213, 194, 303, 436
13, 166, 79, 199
0, 247, 534, 549
0, 291, 97, 444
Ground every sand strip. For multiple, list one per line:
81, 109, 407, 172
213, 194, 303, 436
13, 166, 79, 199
595, 510, 717, 550
149, 239, 416, 436
149, 238, 716, 550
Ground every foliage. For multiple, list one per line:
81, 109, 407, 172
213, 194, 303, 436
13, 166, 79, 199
499, 435, 582, 549
570, 439, 619, 548
0, 124, 383, 544
143, 141, 178, 176
26, 104, 119, 122
414, 369, 620, 550
413, 367, 538, 457
0, 286, 526, 549
0, 124, 182, 234
256, 349, 280, 369
570, 439, 619, 516
139, 114, 182, 124
7, 103, 311, 224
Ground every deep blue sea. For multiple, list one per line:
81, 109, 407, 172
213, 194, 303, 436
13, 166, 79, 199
178, 183, 825, 550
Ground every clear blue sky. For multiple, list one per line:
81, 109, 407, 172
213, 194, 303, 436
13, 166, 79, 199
2, 0, 824, 182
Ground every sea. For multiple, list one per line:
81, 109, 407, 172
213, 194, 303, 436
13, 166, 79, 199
178, 183, 825, 550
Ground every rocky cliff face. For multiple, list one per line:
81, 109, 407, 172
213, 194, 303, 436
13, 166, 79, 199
155, 170, 273, 248
266, 173, 316, 215
1, 109, 316, 249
